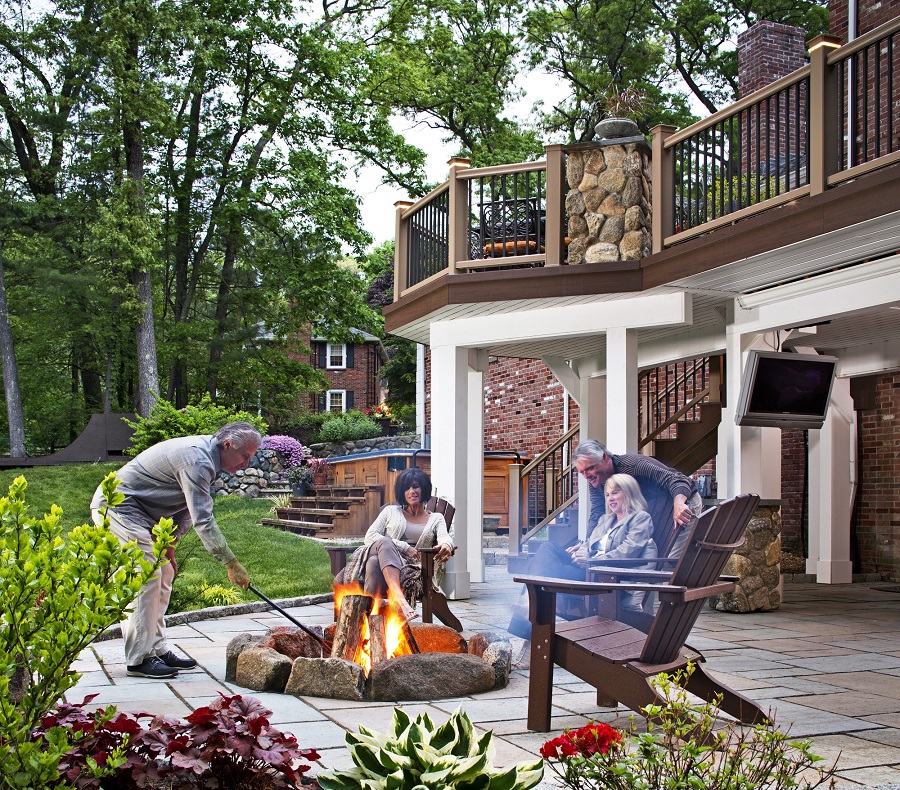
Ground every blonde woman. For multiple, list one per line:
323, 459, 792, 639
509, 473, 656, 637
571, 473, 656, 611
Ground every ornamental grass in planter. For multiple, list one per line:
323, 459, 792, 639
541, 665, 837, 790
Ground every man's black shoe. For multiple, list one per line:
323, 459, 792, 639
158, 650, 198, 670
126, 656, 177, 679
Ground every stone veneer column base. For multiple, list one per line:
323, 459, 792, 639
711, 504, 782, 612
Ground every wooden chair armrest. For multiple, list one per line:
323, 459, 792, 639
514, 574, 687, 597
325, 544, 362, 576
586, 557, 678, 567
658, 580, 736, 602
587, 568, 675, 582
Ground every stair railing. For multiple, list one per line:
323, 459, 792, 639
508, 425, 579, 557
639, 356, 722, 452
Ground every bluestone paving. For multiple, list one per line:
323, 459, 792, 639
68, 571, 899, 786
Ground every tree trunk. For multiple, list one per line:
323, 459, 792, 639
206, 229, 238, 399
0, 248, 26, 456
123, 32, 159, 418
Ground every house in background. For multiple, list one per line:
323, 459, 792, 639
388, 5, 900, 601
308, 330, 387, 414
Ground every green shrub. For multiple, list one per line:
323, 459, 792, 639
317, 706, 543, 790
541, 664, 837, 790
125, 394, 268, 455
0, 473, 174, 789
317, 410, 381, 443
392, 403, 417, 433
276, 411, 329, 445
199, 582, 244, 607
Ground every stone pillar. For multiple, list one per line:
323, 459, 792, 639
564, 141, 652, 266
711, 503, 783, 613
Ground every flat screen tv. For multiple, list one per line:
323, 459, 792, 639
735, 350, 838, 430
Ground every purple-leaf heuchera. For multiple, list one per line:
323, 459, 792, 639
36, 693, 320, 788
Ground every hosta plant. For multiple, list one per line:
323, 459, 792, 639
541, 665, 837, 790
316, 706, 543, 790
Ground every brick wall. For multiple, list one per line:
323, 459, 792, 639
855, 372, 900, 580
781, 430, 807, 554
830, 0, 900, 42
307, 340, 380, 413
483, 357, 579, 458
423, 350, 578, 457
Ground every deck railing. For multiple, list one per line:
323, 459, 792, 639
395, 19, 900, 292
833, 21, 900, 177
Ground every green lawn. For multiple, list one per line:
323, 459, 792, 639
0, 464, 333, 613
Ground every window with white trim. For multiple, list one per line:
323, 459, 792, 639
327, 390, 347, 413
326, 343, 347, 369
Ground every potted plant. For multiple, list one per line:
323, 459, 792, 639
286, 464, 314, 497
307, 457, 330, 487
593, 84, 648, 140
365, 402, 395, 435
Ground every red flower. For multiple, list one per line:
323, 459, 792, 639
541, 723, 623, 760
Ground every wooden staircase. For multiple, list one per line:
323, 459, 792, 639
506, 354, 725, 573
639, 355, 724, 476
262, 485, 384, 538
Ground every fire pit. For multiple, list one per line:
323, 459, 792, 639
225, 589, 512, 702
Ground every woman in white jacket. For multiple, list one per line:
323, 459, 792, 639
337, 467, 453, 620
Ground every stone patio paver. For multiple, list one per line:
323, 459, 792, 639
67, 572, 900, 787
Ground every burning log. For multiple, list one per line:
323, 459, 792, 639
386, 600, 421, 656
368, 614, 388, 666
331, 594, 373, 663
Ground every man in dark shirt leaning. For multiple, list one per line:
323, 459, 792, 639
574, 439, 702, 561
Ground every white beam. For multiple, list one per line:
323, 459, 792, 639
542, 356, 581, 404
735, 257, 900, 334
835, 339, 900, 377
430, 293, 691, 348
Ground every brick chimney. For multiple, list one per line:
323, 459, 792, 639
737, 20, 807, 98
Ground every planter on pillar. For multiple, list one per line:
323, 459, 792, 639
711, 502, 783, 613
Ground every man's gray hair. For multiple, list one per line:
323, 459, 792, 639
573, 439, 609, 465
213, 422, 262, 448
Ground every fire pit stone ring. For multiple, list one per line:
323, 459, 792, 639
227, 623, 513, 701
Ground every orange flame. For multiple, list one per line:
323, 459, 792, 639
333, 582, 415, 673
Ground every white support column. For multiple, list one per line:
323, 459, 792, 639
718, 325, 782, 500
807, 377, 854, 583
416, 343, 426, 445
466, 349, 488, 584
577, 374, 607, 539
429, 343, 471, 599
605, 327, 638, 453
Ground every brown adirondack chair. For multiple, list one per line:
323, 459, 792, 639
327, 496, 462, 631
514, 493, 769, 732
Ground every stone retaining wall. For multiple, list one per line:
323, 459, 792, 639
214, 447, 284, 497
310, 433, 421, 458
